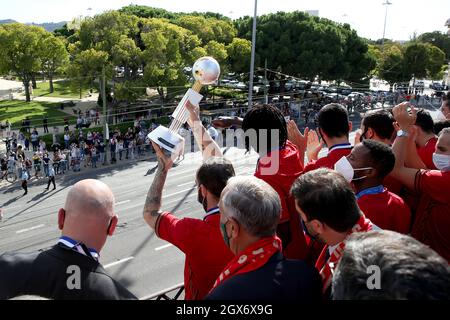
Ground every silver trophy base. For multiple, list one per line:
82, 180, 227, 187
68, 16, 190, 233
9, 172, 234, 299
147, 125, 184, 155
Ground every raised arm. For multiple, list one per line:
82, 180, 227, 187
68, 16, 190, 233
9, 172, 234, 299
143, 142, 174, 229
390, 103, 420, 191
185, 100, 223, 160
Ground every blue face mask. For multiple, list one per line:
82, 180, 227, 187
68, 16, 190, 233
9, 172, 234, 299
220, 221, 230, 248
301, 219, 319, 242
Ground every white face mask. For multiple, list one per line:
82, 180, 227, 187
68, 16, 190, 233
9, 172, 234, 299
334, 156, 373, 182
432, 153, 450, 171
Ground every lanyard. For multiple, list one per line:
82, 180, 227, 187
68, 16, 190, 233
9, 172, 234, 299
58, 236, 99, 261
356, 185, 384, 199
204, 207, 220, 220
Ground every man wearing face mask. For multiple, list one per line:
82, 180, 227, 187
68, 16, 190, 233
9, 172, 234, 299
391, 102, 450, 262
206, 176, 322, 300
291, 168, 376, 297
143, 143, 235, 300
356, 109, 403, 195
334, 140, 411, 234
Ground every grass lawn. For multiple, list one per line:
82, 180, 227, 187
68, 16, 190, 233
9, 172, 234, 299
0, 100, 76, 130
32, 80, 94, 99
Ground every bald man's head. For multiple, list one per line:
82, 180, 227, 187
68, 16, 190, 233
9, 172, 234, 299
58, 179, 118, 252
64, 179, 115, 221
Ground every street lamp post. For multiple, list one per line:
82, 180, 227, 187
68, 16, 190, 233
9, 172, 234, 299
381, 1, 392, 52
248, 0, 258, 109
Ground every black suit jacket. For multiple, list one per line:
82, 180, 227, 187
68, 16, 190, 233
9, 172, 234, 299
0, 244, 137, 300
205, 252, 322, 301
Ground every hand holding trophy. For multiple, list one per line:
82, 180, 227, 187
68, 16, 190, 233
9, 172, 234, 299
147, 57, 220, 156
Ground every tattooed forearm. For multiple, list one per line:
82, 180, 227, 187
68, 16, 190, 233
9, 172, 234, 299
143, 164, 168, 229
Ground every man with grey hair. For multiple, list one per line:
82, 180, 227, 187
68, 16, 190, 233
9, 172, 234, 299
0, 179, 136, 300
332, 230, 450, 300
206, 176, 322, 300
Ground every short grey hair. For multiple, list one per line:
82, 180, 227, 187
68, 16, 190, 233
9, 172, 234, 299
439, 127, 450, 137
220, 176, 281, 238
332, 230, 450, 300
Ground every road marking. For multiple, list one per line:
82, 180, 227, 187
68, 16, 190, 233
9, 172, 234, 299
166, 188, 195, 198
177, 181, 195, 187
16, 224, 45, 234
115, 200, 131, 206
104, 256, 134, 269
155, 243, 173, 251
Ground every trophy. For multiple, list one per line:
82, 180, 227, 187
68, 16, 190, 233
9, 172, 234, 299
147, 56, 220, 154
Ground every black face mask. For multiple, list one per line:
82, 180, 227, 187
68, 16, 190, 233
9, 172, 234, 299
197, 188, 208, 212
360, 128, 368, 142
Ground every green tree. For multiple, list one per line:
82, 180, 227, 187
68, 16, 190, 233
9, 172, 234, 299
204, 40, 228, 67
67, 48, 110, 99
418, 31, 450, 62
426, 44, 446, 79
40, 35, 69, 92
234, 12, 373, 84
0, 23, 46, 102
111, 35, 143, 79
402, 42, 445, 80
403, 42, 430, 79
226, 37, 251, 74
378, 45, 406, 84
140, 18, 200, 102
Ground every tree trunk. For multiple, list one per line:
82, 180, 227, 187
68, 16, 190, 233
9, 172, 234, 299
31, 74, 37, 89
49, 75, 54, 93
157, 87, 165, 106
23, 79, 31, 102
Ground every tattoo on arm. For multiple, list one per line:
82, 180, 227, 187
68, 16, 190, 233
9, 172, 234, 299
143, 163, 168, 228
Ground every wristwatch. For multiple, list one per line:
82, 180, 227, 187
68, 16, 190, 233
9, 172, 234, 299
396, 129, 409, 138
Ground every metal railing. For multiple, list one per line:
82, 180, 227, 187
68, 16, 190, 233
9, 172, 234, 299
140, 283, 185, 300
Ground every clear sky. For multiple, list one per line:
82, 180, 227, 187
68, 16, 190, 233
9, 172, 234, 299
1, 0, 449, 41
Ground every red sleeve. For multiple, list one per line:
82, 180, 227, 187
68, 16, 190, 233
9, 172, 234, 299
254, 172, 289, 223
303, 160, 320, 173
156, 212, 198, 253
389, 194, 412, 234
416, 170, 450, 204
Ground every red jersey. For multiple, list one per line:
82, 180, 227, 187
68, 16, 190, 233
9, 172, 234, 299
156, 209, 234, 300
255, 140, 307, 260
417, 137, 438, 170
357, 187, 411, 234
383, 175, 403, 196
303, 143, 353, 173
412, 169, 450, 262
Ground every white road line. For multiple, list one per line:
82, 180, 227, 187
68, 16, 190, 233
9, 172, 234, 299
155, 243, 174, 251
115, 200, 131, 206
177, 181, 195, 187
104, 256, 134, 269
166, 187, 195, 198
16, 224, 45, 234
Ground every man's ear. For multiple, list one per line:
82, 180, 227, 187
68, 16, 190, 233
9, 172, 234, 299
200, 184, 207, 198
367, 128, 375, 140
310, 219, 324, 234
107, 215, 118, 236
58, 208, 65, 230
228, 218, 240, 239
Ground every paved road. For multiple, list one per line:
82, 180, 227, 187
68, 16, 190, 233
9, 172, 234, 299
0, 146, 259, 299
